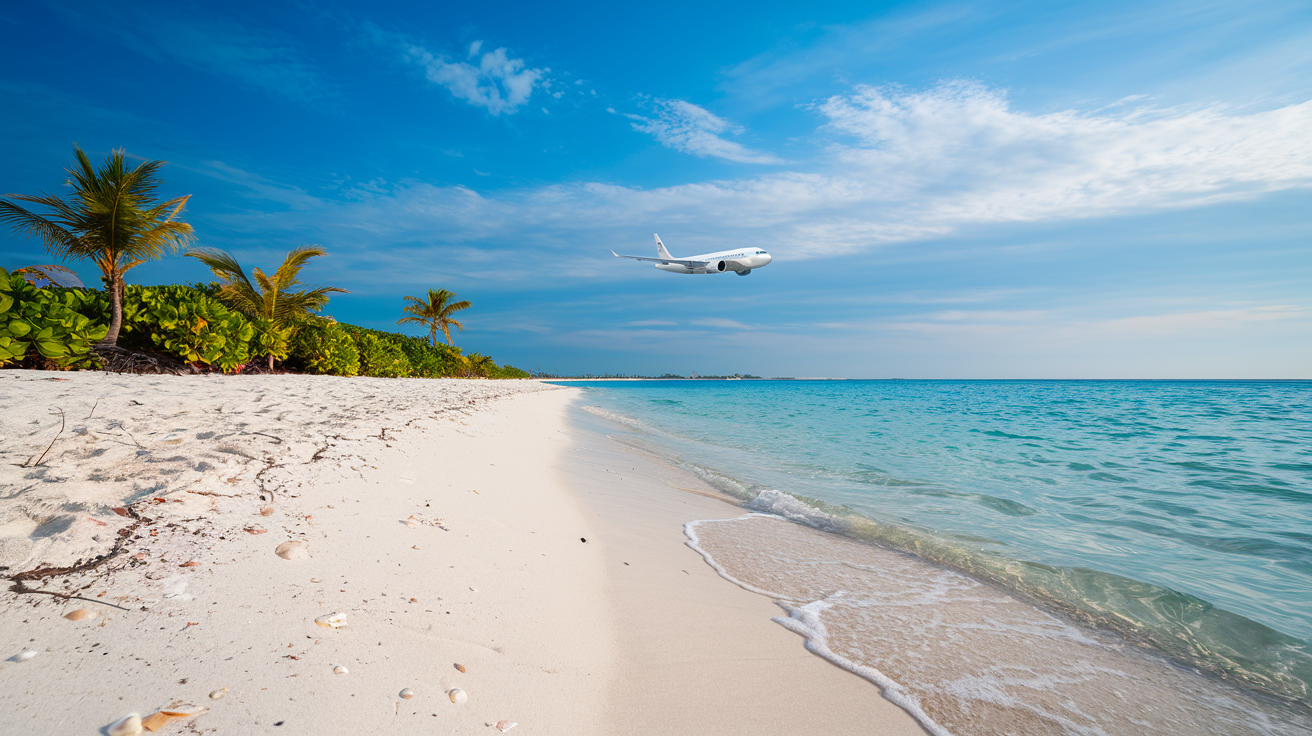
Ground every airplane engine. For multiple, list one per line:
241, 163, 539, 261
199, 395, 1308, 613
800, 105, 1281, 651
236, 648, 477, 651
736, 269, 751, 276
713, 260, 728, 272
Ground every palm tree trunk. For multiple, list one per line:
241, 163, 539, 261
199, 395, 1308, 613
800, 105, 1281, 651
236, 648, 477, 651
101, 272, 125, 346
268, 353, 275, 371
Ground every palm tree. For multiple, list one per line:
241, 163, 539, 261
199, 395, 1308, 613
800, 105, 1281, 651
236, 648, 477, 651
187, 245, 347, 370
397, 288, 471, 347
0, 146, 194, 346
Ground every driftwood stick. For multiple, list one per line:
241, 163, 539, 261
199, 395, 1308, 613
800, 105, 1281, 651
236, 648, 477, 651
27, 407, 65, 467
7, 580, 131, 611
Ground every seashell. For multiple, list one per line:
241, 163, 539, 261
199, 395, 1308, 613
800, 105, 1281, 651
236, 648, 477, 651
399, 688, 415, 699
180, 561, 201, 568
159, 704, 207, 717
107, 713, 143, 736
454, 663, 466, 673
448, 688, 467, 704
140, 712, 173, 731
208, 688, 228, 700
244, 526, 267, 535
275, 540, 310, 560
259, 506, 274, 516
310, 578, 321, 583
496, 721, 518, 733
63, 607, 96, 621
405, 519, 419, 528
315, 612, 347, 628
18, 650, 37, 660
333, 665, 348, 674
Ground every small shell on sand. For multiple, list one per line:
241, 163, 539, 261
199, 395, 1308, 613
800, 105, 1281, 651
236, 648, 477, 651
496, 721, 518, 733
140, 712, 173, 732
160, 704, 207, 717
315, 612, 347, 628
454, 663, 466, 673
107, 713, 142, 736
448, 688, 467, 704
310, 578, 321, 583
405, 519, 419, 528
259, 506, 274, 516
208, 688, 228, 700
63, 607, 96, 621
333, 665, 348, 674
18, 651, 37, 660
399, 688, 415, 699
275, 540, 310, 560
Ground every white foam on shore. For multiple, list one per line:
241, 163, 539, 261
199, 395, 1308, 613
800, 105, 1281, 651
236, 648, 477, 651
684, 513, 1312, 736
685, 515, 955, 736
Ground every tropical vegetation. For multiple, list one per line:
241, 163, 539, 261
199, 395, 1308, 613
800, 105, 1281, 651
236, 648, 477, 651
1, 147, 529, 379
0, 146, 194, 346
187, 246, 346, 370
397, 288, 470, 346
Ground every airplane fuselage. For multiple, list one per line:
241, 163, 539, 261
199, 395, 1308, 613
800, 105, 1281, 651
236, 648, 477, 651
612, 235, 773, 276
654, 247, 773, 275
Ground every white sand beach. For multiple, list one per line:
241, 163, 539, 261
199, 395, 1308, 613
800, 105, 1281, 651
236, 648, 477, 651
0, 371, 924, 735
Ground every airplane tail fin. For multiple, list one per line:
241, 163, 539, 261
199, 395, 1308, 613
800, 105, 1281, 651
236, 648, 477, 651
654, 234, 674, 260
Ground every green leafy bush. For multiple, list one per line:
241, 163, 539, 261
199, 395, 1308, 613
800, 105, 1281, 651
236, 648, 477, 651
119, 285, 255, 372
492, 364, 530, 379
287, 318, 359, 376
0, 268, 107, 368
351, 329, 413, 378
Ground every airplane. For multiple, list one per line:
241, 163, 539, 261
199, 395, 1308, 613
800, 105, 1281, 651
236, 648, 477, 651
611, 234, 773, 276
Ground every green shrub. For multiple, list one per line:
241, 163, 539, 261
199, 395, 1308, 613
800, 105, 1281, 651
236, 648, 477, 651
119, 285, 254, 372
352, 330, 412, 378
0, 268, 107, 368
287, 318, 359, 376
492, 364, 530, 379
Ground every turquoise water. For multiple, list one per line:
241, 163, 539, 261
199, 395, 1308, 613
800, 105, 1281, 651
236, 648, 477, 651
565, 379, 1312, 705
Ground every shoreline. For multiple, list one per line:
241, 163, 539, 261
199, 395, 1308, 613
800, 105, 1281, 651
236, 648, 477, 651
0, 371, 923, 734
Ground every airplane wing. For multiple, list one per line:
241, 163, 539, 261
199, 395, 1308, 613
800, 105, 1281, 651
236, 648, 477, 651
611, 250, 709, 267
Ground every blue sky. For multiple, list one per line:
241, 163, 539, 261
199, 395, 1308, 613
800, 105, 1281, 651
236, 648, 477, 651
1, 0, 1309, 377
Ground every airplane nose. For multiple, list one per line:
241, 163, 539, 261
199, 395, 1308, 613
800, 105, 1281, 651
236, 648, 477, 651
762, 252, 773, 265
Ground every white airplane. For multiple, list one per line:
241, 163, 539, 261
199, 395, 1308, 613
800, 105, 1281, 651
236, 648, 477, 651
612, 234, 773, 276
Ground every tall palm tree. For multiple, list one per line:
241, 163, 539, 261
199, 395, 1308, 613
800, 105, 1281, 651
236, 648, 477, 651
187, 246, 347, 370
0, 146, 194, 346
397, 288, 471, 347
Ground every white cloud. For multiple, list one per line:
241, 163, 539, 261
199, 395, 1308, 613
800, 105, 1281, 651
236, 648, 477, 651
367, 25, 545, 115
627, 100, 782, 164
209, 81, 1312, 267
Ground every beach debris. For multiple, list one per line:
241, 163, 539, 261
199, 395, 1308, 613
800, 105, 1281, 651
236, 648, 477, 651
409, 597, 417, 602
107, 713, 142, 736
454, 663, 466, 673
333, 665, 348, 675
208, 688, 228, 700
405, 519, 419, 528
260, 506, 274, 516
17, 651, 37, 661
400, 688, 415, 699
580, 537, 587, 543
310, 578, 321, 583
244, 526, 267, 535
63, 607, 96, 621
448, 688, 467, 704
112, 507, 131, 517
275, 540, 310, 560
180, 561, 201, 568
160, 704, 207, 717
315, 612, 347, 629
496, 721, 518, 732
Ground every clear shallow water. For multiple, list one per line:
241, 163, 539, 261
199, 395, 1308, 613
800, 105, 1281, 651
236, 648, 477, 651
562, 380, 1312, 716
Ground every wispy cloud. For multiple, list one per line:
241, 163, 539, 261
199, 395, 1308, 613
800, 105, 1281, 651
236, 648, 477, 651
626, 100, 782, 164
369, 27, 546, 115
55, 5, 329, 104
203, 80, 1312, 270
